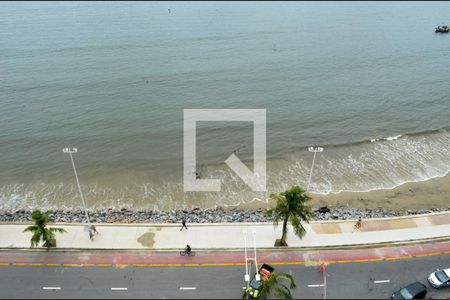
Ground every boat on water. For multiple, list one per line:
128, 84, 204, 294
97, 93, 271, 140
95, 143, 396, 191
435, 25, 450, 33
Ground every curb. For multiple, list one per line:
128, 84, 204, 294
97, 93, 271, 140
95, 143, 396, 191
2, 236, 449, 253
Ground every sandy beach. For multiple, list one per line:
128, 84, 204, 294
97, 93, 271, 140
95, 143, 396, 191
310, 172, 450, 211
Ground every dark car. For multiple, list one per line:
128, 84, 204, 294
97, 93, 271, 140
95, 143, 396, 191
391, 282, 427, 299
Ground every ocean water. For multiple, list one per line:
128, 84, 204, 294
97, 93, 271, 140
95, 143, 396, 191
1, 1, 449, 211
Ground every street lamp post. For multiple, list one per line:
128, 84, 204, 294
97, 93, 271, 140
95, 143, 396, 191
62, 148, 91, 228
243, 229, 259, 285
306, 146, 324, 192
252, 229, 260, 282
243, 229, 250, 284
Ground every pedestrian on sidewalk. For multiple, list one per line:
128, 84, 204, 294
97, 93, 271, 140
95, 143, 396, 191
89, 228, 94, 241
354, 217, 362, 230
90, 224, 98, 235
89, 225, 98, 241
180, 218, 188, 231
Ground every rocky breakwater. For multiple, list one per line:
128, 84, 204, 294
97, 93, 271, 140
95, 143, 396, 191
0, 206, 448, 224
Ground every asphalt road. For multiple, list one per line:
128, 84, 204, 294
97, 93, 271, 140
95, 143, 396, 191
1, 254, 449, 299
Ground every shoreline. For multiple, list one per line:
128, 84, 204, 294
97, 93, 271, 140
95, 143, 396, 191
217, 172, 450, 211
1, 173, 449, 224
311, 171, 450, 211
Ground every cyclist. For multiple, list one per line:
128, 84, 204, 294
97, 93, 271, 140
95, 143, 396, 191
185, 245, 191, 255
354, 217, 362, 229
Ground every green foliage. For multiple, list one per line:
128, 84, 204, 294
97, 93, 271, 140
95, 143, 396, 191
265, 186, 316, 244
23, 210, 66, 249
260, 271, 297, 300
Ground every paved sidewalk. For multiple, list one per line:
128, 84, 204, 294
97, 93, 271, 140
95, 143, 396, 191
0, 211, 449, 250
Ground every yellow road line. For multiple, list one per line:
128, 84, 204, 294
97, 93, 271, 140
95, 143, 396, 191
1, 249, 448, 268
129, 264, 147, 267
62, 264, 83, 267
83, 264, 96, 267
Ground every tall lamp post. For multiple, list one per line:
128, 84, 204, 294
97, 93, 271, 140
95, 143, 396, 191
306, 146, 324, 192
62, 148, 91, 228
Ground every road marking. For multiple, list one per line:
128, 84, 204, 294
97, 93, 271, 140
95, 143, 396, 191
111, 287, 128, 291
179, 287, 197, 290
42, 287, 61, 290
374, 280, 390, 284
96, 263, 113, 267
307, 284, 324, 287
3, 248, 450, 269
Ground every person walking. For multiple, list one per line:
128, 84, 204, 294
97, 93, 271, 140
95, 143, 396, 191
90, 225, 99, 235
89, 225, 99, 241
89, 228, 94, 241
180, 218, 188, 231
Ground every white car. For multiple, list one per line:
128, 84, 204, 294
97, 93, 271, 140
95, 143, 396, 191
428, 268, 450, 289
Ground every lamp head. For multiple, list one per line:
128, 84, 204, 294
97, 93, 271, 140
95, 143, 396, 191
62, 147, 78, 154
308, 146, 323, 153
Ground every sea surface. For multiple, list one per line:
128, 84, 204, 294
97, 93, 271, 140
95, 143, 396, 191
1, 1, 449, 211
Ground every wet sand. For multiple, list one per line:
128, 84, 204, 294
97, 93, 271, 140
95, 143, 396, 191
310, 173, 450, 211
221, 173, 450, 212
2, 174, 449, 223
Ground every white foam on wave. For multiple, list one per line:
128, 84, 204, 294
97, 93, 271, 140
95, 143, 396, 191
1, 131, 449, 212
370, 135, 403, 142
275, 130, 450, 196
308, 170, 450, 196
385, 134, 402, 141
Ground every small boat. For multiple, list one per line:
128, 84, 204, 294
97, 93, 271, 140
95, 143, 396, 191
435, 25, 450, 33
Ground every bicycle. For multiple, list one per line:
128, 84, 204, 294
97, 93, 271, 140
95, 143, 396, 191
179, 250, 196, 256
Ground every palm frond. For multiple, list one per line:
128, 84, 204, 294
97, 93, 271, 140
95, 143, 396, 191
258, 289, 268, 300
275, 272, 296, 289
23, 225, 38, 233
274, 285, 292, 299
290, 213, 306, 238
49, 227, 67, 234
30, 231, 42, 248
264, 208, 274, 217
261, 271, 296, 299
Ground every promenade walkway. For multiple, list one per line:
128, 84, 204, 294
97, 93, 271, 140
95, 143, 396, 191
0, 211, 449, 250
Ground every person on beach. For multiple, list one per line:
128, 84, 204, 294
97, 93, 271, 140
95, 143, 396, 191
180, 219, 188, 231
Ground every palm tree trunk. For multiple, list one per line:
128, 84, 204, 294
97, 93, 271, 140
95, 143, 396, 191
281, 216, 289, 243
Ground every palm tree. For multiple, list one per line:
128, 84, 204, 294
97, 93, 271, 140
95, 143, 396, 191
265, 186, 316, 246
23, 210, 66, 249
260, 271, 296, 300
